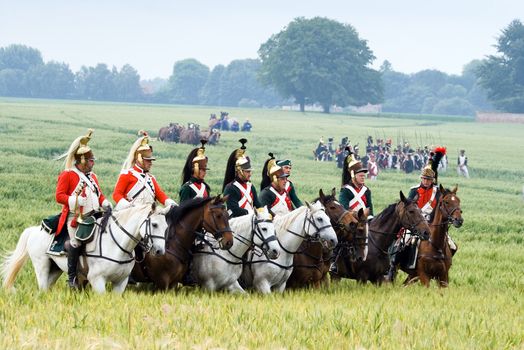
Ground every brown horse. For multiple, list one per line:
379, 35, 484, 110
331, 191, 431, 285
179, 124, 200, 145
401, 185, 463, 287
286, 188, 368, 289
131, 196, 233, 290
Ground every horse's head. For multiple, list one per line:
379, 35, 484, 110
203, 195, 234, 249
397, 191, 431, 240
439, 184, 463, 228
318, 188, 368, 261
305, 201, 338, 250
253, 206, 279, 260
139, 207, 168, 256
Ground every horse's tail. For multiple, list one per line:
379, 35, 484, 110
1, 227, 32, 290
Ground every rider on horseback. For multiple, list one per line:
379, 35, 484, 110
330, 151, 374, 275
222, 138, 261, 218
276, 158, 303, 209
259, 154, 292, 216
179, 140, 211, 203
113, 131, 177, 210
386, 147, 457, 282
55, 129, 112, 289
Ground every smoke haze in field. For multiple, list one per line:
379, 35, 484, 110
1, 0, 522, 79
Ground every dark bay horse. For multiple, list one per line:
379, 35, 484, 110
286, 188, 368, 289
331, 191, 431, 285
401, 185, 463, 287
131, 196, 233, 290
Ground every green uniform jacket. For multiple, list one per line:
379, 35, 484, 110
223, 179, 261, 218
286, 181, 303, 209
259, 186, 292, 212
339, 184, 374, 216
179, 177, 211, 203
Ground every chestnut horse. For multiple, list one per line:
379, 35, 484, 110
131, 196, 233, 290
331, 191, 431, 284
286, 188, 368, 289
401, 185, 463, 287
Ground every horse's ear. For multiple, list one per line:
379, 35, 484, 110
305, 201, 312, 210
400, 191, 407, 203
452, 184, 458, 193
319, 189, 325, 200
331, 187, 336, 197
358, 208, 364, 219
222, 194, 229, 203
439, 184, 445, 194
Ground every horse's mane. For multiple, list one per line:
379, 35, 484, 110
274, 205, 308, 231
372, 202, 397, 225
229, 212, 254, 236
112, 203, 151, 223
166, 197, 214, 225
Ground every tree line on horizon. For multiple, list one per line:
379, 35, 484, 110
1, 18, 522, 115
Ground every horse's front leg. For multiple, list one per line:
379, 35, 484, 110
112, 277, 130, 294
89, 277, 107, 293
226, 281, 246, 294
418, 272, 431, 287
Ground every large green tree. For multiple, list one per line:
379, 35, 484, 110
168, 59, 209, 105
258, 17, 382, 113
478, 19, 524, 112
0, 44, 43, 71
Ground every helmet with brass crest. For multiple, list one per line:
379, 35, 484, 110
56, 129, 95, 170
182, 139, 209, 183
222, 138, 252, 191
122, 130, 155, 171
342, 147, 367, 186
260, 153, 288, 190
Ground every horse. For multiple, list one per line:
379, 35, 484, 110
240, 201, 338, 294
179, 124, 200, 145
200, 128, 221, 145
286, 188, 369, 289
1, 204, 168, 293
401, 185, 463, 287
330, 191, 431, 285
130, 195, 234, 290
191, 206, 280, 293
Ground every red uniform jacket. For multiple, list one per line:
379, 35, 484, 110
112, 165, 169, 205
55, 169, 105, 235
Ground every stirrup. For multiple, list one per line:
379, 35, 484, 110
329, 262, 338, 275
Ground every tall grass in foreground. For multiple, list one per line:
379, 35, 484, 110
0, 98, 523, 349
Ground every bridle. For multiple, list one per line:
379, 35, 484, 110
203, 202, 233, 246
280, 206, 333, 254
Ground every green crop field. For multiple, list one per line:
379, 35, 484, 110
0, 98, 523, 349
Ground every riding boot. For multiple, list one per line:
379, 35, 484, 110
328, 246, 339, 275
385, 264, 397, 283
67, 245, 81, 290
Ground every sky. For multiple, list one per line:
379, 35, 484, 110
1, 0, 523, 80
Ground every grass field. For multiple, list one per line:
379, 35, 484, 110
0, 98, 523, 349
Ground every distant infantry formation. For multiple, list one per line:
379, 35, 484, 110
1, 130, 464, 294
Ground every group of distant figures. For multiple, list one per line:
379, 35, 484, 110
314, 136, 470, 179
158, 122, 221, 145
208, 111, 252, 132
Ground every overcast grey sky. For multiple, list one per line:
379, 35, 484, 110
1, 0, 522, 80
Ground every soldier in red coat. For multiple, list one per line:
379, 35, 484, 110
113, 131, 177, 210
55, 129, 112, 289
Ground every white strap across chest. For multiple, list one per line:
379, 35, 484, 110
420, 186, 438, 215
189, 183, 206, 198
344, 184, 368, 210
233, 181, 254, 210
127, 170, 155, 200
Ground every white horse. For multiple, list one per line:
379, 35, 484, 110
1, 204, 168, 293
241, 201, 338, 294
191, 206, 280, 293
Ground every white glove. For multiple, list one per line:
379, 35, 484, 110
164, 198, 177, 208
68, 195, 86, 208
115, 199, 131, 210
102, 199, 113, 210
